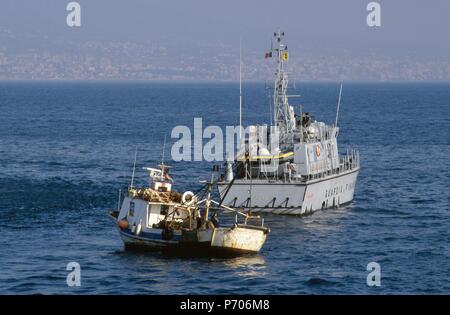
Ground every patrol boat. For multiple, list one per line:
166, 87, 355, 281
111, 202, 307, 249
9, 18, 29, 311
217, 31, 360, 215
109, 164, 269, 255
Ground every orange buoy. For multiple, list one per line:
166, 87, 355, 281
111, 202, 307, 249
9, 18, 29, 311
118, 220, 129, 230
315, 145, 321, 157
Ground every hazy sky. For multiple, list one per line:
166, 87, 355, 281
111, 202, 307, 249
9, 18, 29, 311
1, 0, 449, 57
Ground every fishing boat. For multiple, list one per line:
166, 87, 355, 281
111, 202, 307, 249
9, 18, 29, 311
217, 31, 360, 215
109, 163, 269, 255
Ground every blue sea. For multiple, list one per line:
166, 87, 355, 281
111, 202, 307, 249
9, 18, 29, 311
0, 82, 449, 294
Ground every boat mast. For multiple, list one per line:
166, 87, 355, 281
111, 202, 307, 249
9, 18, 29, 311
161, 135, 166, 165
269, 31, 292, 134
160, 135, 166, 178
239, 38, 243, 141
130, 146, 138, 189
300, 104, 303, 143
335, 82, 343, 127
204, 173, 214, 226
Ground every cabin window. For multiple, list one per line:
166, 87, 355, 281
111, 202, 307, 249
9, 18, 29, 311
160, 204, 169, 216
128, 201, 135, 217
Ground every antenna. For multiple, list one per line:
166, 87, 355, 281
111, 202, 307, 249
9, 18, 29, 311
239, 37, 243, 141
300, 104, 303, 143
160, 135, 167, 178
161, 135, 166, 165
268, 95, 272, 126
335, 82, 343, 127
130, 146, 138, 189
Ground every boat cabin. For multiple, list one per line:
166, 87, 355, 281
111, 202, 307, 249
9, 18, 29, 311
117, 165, 190, 233
118, 196, 189, 230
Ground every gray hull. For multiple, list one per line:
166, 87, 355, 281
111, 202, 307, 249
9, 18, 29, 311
217, 168, 359, 215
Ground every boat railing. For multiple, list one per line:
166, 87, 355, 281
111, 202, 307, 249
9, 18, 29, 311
128, 187, 182, 204
198, 199, 265, 227
239, 148, 359, 182
339, 148, 360, 173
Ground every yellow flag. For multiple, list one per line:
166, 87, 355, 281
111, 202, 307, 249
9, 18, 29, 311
282, 52, 289, 61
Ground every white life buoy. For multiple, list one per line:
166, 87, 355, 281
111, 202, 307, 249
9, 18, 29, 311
181, 191, 196, 205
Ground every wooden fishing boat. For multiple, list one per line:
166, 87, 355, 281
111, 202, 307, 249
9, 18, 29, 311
109, 164, 269, 256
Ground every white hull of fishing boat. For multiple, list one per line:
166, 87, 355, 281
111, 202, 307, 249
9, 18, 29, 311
118, 225, 268, 254
211, 225, 268, 253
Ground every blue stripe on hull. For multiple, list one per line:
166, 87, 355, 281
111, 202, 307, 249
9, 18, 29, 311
120, 228, 181, 247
